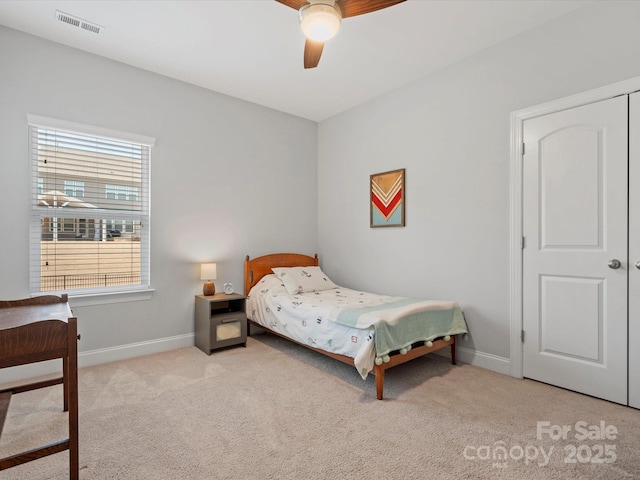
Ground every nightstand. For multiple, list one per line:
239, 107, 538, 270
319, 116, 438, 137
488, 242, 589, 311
195, 293, 247, 354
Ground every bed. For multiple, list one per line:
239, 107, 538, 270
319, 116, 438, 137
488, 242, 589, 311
244, 253, 468, 400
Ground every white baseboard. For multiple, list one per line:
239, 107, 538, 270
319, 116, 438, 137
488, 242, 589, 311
433, 345, 511, 376
456, 346, 512, 376
1, 333, 195, 386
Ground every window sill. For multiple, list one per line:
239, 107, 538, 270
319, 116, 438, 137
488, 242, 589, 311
67, 289, 156, 307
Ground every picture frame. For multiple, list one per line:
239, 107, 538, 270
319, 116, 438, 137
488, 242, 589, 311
370, 168, 405, 228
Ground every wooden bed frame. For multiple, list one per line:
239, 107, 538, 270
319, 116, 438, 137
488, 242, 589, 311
244, 253, 457, 400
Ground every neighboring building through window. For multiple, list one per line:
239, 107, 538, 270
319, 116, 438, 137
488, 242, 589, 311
29, 115, 155, 295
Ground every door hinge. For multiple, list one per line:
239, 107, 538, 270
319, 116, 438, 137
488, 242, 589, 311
521, 330, 525, 343
521, 142, 525, 155
522, 236, 525, 249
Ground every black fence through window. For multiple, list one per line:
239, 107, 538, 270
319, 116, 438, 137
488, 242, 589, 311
41, 273, 141, 291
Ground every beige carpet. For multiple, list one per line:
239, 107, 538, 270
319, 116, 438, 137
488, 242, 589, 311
1, 333, 639, 479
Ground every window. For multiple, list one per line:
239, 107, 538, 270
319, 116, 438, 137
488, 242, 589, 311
106, 184, 138, 201
64, 180, 84, 198
29, 115, 155, 295
106, 219, 134, 234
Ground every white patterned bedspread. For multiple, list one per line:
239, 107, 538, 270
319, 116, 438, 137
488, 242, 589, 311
247, 274, 467, 379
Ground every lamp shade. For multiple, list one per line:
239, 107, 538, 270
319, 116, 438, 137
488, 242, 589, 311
200, 263, 217, 281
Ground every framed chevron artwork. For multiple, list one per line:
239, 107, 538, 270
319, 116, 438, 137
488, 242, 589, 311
370, 168, 405, 228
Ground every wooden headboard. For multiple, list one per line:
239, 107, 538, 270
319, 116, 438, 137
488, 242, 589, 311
244, 253, 319, 295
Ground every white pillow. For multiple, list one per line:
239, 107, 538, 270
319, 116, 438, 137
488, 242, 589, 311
271, 266, 338, 295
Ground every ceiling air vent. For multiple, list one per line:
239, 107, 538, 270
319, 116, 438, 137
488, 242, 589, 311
81, 22, 101, 34
56, 10, 103, 35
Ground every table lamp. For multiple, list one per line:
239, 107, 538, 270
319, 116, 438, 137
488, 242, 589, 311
200, 263, 217, 296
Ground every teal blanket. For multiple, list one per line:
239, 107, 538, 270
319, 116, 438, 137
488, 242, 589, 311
335, 298, 468, 357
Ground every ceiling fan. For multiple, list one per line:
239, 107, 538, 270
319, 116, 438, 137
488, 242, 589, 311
276, 0, 406, 69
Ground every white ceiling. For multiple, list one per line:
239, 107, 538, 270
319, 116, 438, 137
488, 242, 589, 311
0, 0, 592, 121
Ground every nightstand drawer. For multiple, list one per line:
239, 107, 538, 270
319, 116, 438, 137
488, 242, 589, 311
213, 312, 245, 336
210, 312, 247, 349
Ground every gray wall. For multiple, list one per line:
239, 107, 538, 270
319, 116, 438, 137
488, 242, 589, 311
4, 1, 640, 381
0, 26, 317, 375
317, 1, 640, 370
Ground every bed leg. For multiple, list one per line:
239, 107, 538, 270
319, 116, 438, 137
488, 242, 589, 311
451, 336, 457, 365
375, 364, 384, 400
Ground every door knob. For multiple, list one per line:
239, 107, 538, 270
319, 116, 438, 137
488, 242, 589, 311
636, 261, 640, 270
608, 259, 622, 269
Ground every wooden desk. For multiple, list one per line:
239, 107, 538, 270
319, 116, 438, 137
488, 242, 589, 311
0, 294, 79, 479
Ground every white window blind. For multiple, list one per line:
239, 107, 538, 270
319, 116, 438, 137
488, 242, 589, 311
28, 115, 155, 295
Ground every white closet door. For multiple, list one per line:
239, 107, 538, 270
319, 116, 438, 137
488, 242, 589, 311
630, 92, 640, 409
522, 96, 628, 404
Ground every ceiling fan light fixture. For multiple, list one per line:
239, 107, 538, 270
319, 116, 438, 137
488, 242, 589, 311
299, 3, 342, 42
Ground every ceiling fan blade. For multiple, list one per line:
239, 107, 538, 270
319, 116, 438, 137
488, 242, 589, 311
338, 0, 405, 18
275, 0, 309, 10
304, 39, 324, 69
